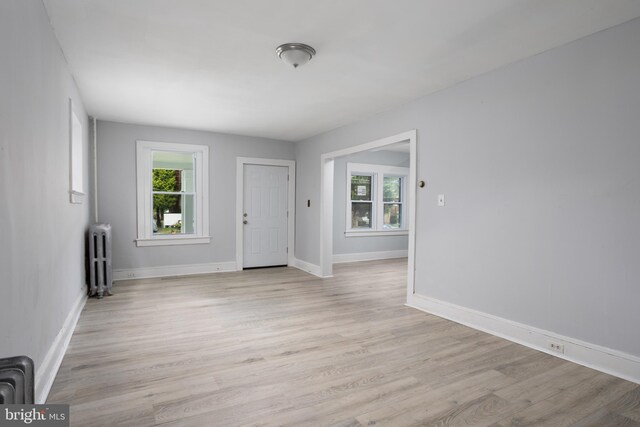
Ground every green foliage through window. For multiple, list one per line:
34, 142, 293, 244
152, 169, 181, 231
383, 177, 401, 202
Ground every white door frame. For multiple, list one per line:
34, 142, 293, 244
319, 130, 417, 298
236, 157, 296, 270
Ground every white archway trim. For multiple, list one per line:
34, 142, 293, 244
319, 130, 417, 299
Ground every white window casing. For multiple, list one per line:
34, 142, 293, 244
346, 162, 409, 237
136, 140, 210, 247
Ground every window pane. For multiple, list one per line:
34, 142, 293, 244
152, 150, 195, 192
351, 202, 372, 229
351, 175, 372, 201
181, 169, 194, 193
152, 150, 194, 171
153, 194, 195, 235
152, 169, 181, 192
383, 203, 402, 229
383, 176, 401, 202
182, 194, 195, 234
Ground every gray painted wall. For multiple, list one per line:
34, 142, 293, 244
333, 150, 409, 255
0, 0, 91, 368
96, 121, 294, 270
295, 18, 640, 357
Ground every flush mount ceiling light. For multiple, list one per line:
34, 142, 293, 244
276, 43, 316, 68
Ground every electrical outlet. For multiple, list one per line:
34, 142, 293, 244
548, 341, 565, 354
127, 272, 136, 279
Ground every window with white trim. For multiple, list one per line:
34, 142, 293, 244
346, 163, 409, 237
136, 141, 210, 247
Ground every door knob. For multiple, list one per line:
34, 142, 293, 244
243, 220, 248, 224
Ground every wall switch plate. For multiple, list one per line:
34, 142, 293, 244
438, 194, 445, 206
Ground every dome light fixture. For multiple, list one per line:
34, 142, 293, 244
276, 43, 316, 68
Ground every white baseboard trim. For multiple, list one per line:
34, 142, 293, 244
333, 249, 408, 264
292, 258, 325, 278
36, 288, 87, 403
113, 261, 237, 281
407, 293, 640, 385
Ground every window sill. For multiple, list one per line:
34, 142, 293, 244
345, 230, 408, 238
136, 236, 211, 247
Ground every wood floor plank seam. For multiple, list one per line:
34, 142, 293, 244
47, 259, 640, 426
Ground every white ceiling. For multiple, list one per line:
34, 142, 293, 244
43, 1, 640, 142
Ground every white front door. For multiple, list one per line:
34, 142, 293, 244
243, 164, 289, 268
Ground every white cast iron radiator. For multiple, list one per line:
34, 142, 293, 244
89, 223, 113, 299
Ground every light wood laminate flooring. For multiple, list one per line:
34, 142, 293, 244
48, 259, 640, 426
